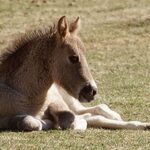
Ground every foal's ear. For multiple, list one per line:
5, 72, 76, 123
69, 17, 81, 34
57, 16, 69, 38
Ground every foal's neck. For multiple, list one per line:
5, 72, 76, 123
1, 34, 57, 101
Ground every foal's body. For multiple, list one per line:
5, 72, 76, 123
0, 33, 55, 130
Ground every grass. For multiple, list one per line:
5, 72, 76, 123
0, 0, 150, 149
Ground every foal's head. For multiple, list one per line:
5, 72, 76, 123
52, 16, 97, 102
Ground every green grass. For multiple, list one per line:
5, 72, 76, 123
0, 0, 150, 149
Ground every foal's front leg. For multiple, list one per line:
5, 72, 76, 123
79, 104, 123, 121
66, 99, 122, 121
57, 86, 122, 121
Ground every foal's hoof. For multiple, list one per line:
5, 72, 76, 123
57, 111, 75, 130
18, 116, 42, 131
145, 124, 150, 130
71, 117, 87, 131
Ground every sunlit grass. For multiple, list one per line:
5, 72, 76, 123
0, 0, 150, 149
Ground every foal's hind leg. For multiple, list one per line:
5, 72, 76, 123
9, 115, 43, 131
0, 115, 45, 131
86, 115, 150, 130
10, 115, 55, 131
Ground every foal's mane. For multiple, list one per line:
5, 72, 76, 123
0, 24, 57, 63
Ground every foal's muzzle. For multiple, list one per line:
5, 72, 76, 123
79, 83, 97, 102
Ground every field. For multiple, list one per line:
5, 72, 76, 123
0, 0, 150, 149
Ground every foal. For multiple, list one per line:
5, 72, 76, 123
0, 16, 97, 131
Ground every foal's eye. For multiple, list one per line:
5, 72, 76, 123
69, 55, 79, 64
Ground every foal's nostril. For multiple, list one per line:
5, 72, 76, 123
92, 88, 97, 96
82, 84, 97, 96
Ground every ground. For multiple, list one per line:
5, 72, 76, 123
0, 0, 150, 149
